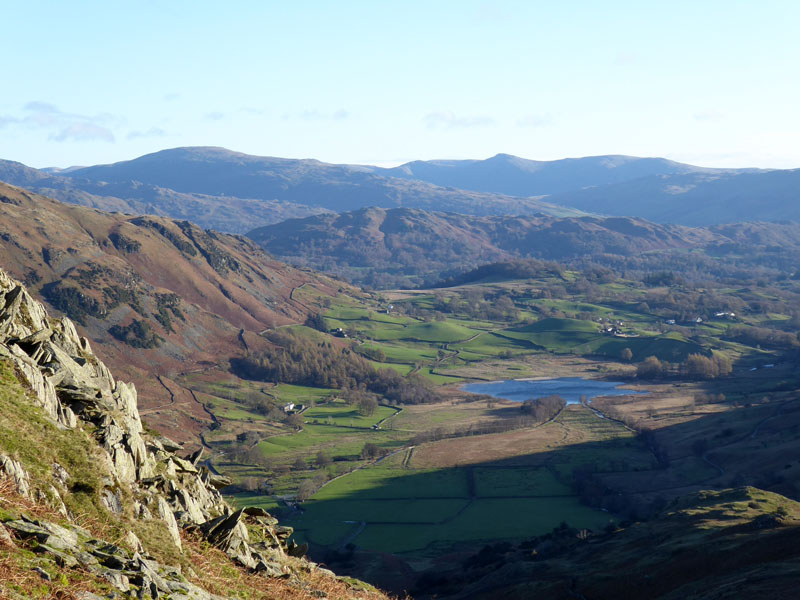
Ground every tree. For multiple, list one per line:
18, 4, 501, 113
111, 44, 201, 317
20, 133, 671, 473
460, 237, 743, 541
360, 442, 381, 460
685, 353, 718, 379
620, 347, 633, 362
287, 413, 305, 429
304, 312, 326, 331
315, 450, 332, 468
296, 479, 317, 502
357, 394, 379, 417
637, 356, 665, 379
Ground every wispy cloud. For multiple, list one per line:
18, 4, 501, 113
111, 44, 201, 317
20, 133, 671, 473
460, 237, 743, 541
0, 101, 118, 142
282, 108, 350, 121
423, 111, 495, 130
127, 127, 167, 140
516, 114, 553, 128
204, 111, 225, 121
0, 115, 19, 128
51, 123, 115, 142
238, 106, 266, 116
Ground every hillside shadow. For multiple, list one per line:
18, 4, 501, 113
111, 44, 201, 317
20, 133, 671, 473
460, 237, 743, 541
277, 386, 800, 594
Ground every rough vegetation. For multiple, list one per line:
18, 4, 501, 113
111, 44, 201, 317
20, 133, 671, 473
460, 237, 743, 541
0, 267, 385, 599
0, 180, 342, 443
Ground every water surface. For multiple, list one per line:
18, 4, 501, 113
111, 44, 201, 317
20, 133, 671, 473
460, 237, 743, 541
462, 377, 645, 405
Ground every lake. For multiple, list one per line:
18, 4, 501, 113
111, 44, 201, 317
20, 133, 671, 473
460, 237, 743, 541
462, 377, 646, 404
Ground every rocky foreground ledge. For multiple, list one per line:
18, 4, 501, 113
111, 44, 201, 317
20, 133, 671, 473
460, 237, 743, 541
0, 267, 381, 599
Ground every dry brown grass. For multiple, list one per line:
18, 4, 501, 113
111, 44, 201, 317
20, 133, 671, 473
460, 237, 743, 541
411, 422, 568, 468
1, 476, 389, 600
181, 530, 390, 600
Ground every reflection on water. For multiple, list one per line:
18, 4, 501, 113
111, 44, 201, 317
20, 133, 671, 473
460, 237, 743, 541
462, 377, 646, 404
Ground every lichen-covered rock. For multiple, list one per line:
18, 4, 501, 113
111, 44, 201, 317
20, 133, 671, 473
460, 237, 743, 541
0, 266, 324, 595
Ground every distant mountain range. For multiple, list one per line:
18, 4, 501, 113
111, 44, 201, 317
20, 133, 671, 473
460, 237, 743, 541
376, 153, 746, 196
0, 148, 577, 234
1, 147, 799, 233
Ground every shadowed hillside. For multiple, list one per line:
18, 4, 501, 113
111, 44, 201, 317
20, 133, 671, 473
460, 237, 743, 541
246, 207, 780, 288
0, 181, 343, 443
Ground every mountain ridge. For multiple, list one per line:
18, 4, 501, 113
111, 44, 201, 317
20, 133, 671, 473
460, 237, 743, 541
3, 146, 797, 231
246, 206, 779, 288
0, 180, 343, 444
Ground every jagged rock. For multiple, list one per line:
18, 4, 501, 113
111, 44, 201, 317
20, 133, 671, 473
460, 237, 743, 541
203, 471, 233, 490
274, 525, 294, 539
186, 448, 204, 466
91, 566, 131, 592
0, 453, 31, 497
157, 496, 183, 550
125, 530, 145, 554
0, 267, 330, 596
287, 541, 308, 558
102, 488, 125, 514
51, 462, 70, 487
15, 328, 53, 345
177, 489, 206, 525
170, 456, 199, 474
199, 509, 256, 568
0, 524, 14, 547
34, 543, 80, 568
155, 436, 182, 452
45, 484, 69, 517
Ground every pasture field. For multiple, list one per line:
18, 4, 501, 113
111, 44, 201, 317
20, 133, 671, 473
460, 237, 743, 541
303, 401, 398, 428
370, 321, 481, 343
358, 341, 439, 364
288, 460, 613, 554
190, 272, 800, 580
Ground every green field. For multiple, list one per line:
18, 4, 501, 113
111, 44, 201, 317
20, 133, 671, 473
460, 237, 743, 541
303, 402, 398, 428
369, 320, 481, 343
288, 463, 611, 554
200, 271, 800, 577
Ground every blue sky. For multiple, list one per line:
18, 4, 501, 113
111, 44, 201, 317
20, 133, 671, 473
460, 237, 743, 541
2, 1, 798, 169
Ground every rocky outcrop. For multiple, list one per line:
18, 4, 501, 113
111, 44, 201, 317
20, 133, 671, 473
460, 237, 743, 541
5, 516, 227, 599
0, 267, 329, 597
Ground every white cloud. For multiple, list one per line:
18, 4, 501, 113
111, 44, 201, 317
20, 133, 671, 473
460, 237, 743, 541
51, 123, 115, 142
284, 108, 351, 121
423, 111, 495, 130
126, 127, 167, 140
516, 114, 553, 128
0, 115, 19, 128
0, 101, 119, 143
